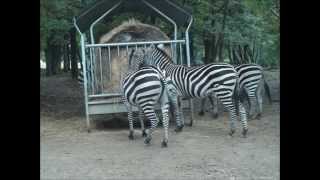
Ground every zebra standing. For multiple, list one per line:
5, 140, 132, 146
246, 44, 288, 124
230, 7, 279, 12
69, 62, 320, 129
125, 47, 185, 133
142, 44, 248, 137
199, 63, 272, 120
121, 48, 175, 147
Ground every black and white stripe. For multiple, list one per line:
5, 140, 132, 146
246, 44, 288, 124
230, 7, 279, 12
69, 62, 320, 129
199, 63, 272, 120
143, 44, 248, 137
121, 49, 172, 147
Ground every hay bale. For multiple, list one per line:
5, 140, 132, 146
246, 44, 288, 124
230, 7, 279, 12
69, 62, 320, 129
92, 19, 172, 94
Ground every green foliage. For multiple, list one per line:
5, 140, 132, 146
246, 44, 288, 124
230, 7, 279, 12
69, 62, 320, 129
177, 0, 279, 67
40, 0, 279, 68
40, 0, 82, 50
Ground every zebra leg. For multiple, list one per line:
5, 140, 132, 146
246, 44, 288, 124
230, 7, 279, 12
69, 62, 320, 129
248, 95, 257, 120
176, 96, 186, 128
139, 109, 147, 137
198, 97, 206, 116
239, 101, 249, 137
127, 109, 135, 140
160, 102, 170, 147
255, 84, 264, 120
172, 96, 184, 132
220, 97, 237, 136
210, 95, 219, 119
143, 108, 159, 145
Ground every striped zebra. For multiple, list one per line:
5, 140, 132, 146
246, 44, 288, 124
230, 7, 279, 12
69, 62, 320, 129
120, 48, 177, 147
142, 44, 248, 137
199, 64, 272, 120
123, 47, 185, 133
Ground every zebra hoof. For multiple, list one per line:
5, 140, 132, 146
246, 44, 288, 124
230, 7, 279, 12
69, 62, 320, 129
212, 113, 218, 119
128, 132, 134, 140
128, 134, 134, 140
174, 125, 184, 133
198, 111, 205, 116
229, 129, 236, 136
142, 130, 147, 137
255, 114, 261, 120
242, 129, 248, 138
187, 121, 193, 127
144, 137, 151, 145
161, 140, 168, 148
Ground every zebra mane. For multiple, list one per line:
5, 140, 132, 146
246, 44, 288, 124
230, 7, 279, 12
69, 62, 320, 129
153, 44, 172, 61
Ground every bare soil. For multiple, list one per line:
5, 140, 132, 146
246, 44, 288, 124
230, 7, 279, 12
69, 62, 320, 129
40, 70, 280, 180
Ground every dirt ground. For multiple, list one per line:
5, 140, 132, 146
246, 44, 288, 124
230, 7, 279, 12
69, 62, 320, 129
40, 70, 280, 180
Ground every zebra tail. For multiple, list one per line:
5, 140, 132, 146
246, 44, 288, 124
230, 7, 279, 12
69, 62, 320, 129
262, 74, 272, 104
241, 88, 251, 110
233, 78, 241, 116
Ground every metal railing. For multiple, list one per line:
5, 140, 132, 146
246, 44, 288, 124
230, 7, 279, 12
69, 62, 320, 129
84, 40, 186, 99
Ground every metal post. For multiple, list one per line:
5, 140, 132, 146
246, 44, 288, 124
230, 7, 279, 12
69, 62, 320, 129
142, 0, 177, 62
185, 16, 194, 126
74, 18, 91, 132
89, 1, 122, 44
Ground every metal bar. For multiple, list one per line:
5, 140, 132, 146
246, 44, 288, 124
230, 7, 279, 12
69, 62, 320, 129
89, 1, 122, 44
89, 93, 122, 98
108, 46, 111, 82
170, 42, 174, 60
99, 47, 103, 91
179, 42, 183, 65
184, 16, 194, 126
74, 18, 90, 131
89, 48, 95, 94
88, 100, 122, 105
135, 44, 138, 51
86, 40, 185, 48
117, 45, 120, 56
185, 16, 193, 67
142, 0, 177, 61
126, 45, 129, 56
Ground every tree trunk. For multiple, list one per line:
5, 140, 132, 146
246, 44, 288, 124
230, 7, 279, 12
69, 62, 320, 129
218, 0, 229, 62
51, 44, 61, 75
218, 34, 224, 62
211, 34, 218, 62
64, 43, 70, 72
70, 28, 78, 79
63, 44, 69, 72
227, 41, 234, 64
45, 45, 53, 76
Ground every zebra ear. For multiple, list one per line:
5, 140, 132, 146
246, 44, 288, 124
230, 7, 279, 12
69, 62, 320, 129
149, 44, 156, 49
157, 44, 164, 49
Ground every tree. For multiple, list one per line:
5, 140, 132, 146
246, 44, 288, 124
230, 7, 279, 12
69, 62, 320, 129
40, 0, 82, 76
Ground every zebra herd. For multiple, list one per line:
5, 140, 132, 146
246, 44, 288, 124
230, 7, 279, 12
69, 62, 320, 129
78, 44, 272, 147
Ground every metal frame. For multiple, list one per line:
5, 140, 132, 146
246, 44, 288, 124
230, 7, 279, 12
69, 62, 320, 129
74, 1, 194, 131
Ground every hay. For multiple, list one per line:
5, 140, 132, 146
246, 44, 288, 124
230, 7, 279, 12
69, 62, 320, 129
92, 19, 172, 94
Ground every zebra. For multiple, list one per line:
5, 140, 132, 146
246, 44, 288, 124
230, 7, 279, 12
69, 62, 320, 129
120, 48, 177, 147
199, 63, 272, 120
141, 44, 248, 137
129, 47, 185, 132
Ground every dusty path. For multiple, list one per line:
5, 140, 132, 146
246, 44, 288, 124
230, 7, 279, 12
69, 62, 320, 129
40, 72, 279, 180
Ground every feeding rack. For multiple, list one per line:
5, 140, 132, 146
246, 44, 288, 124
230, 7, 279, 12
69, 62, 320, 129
74, 0, 194, 131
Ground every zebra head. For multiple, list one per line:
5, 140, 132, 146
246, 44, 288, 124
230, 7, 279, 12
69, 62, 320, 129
143, 44, 158, 66
144, 43, 172, 71
128, 48, 145, 71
